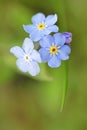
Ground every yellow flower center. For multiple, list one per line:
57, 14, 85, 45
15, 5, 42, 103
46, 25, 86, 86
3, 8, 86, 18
37, 23, 46, 30
49, 46, 58, 54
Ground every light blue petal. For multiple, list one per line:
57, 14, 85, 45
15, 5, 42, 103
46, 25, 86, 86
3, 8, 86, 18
16, 58, 40, 76
54, 33, 66, 46
32, 13, 45, 24
45, 14, 57, 26
10, 46, 24, 58
43, 28, 51, 35
40, 35, 53, 47
43, 25, 58, 35
48, 55, 61, 68
59, 50, 69, 60
16, 58, 29, 72
30, 50, 41, 63
39, 48, 49, 62
28, 61, 40, 76
47, 25, 59, 33
23, 25, 36, 33
60, 45, 71, 54
22, 38, 34, 53
30, 30, 43, 42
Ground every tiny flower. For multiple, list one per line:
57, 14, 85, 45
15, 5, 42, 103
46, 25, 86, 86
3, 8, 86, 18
39, 33, 71, 68
23, 13, 59, 42
62, 32, 72, 44
10, 38, 41, 76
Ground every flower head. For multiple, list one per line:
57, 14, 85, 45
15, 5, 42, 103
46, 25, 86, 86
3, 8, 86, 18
39, 33, 71, 68
62, 32, 72, 44
23, 13, 58, 42
10, 38, 41, 76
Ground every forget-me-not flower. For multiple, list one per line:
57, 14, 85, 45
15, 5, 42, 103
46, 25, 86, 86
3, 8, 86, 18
23, 13, 58, 42
39, 33, 71, 68
10, 38, 41, 76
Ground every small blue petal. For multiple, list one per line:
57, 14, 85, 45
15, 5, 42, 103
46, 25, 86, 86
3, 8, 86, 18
10, 46, 24, 58
16, 58, 40, 76
30, 30, 43, 42
23, 25, 36, 33
48, 55, 61, 68
40, 35, 53, 47
59, 50, 69, 60
16, 58, 29, 72
39, 48, 49, 62
28, 61, 40, 76
32, 13, 45, 24
45, 14, 57, 26
43, 28, 51, 35
22, 38, 34, 53
47, 25, 59, 33
60, 45, 71, 54
54, 33, 66, 46
30, 50, 41, 63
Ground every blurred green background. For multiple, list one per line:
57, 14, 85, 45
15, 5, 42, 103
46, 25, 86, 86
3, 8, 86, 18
0, 0, 87, 130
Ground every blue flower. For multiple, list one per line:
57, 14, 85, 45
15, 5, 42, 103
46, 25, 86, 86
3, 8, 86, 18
10, 38, 41, 76
62, 32, 72, 44
23, 13, 59, 42
39, 33, 71, 68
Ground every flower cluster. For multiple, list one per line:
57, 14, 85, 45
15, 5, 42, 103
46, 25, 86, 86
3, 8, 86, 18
10, 12, 72, 76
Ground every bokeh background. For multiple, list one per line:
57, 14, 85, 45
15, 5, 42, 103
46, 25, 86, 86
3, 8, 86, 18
0, 0, 87, 130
